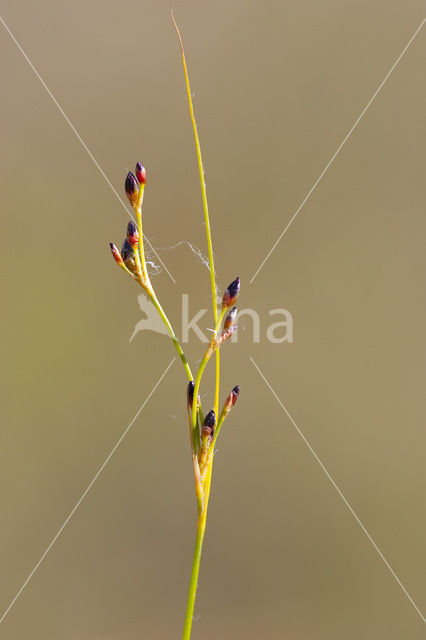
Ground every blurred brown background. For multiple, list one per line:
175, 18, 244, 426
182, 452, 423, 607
0, 1, 425, 638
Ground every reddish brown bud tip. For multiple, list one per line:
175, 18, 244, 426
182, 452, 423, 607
230, 385, 240, 406
135, 162, 147, 184
222, 277, 240, 308
224, 307, 237, 330
126, 220, 139, 247
109, 242, 123, 265
187, 381, 195, 408
125, 171, 139, 207
224, 385, 240, 412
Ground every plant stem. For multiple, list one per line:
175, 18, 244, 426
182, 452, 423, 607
171, 13, 221, 415
172, 14, 225, 639
147, 287, 193, 382
182, 459, 213, 640
136, 186, 149, 284
182, 514, 206, 640
190, 308, 226, 431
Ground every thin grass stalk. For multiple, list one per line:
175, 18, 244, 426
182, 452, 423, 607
171, 13, 222, 419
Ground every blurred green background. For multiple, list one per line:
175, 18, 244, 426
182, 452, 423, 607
1, 1, 425, 638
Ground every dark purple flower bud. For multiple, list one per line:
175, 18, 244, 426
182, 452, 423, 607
121, 239, 137, 273
126, 220, 139, 247
224, 307, 237, 330
187, 381, 195, 408
201, 409, 216, 438
125, 171, 139, 207
135, 162, 147, 185
222, 277, 240, 308
203, 410, 216, 428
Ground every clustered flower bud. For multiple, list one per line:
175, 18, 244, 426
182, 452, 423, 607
126, 220, 139, 247
110, 163, 152, 282
222, 277, 240, 308
125, 171, 139, 208
135, 161, 147, 185
111, 161, 241, 489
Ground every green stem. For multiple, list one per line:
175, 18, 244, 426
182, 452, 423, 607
190, 308, 226, 431
148, 288, 193, 382
136, 186, 149, 284
214, 349, 220, 416
182, 515, 206, 640
133, 181, 195, 386
182, 461, 213, 640
172, 14, 225, 640
172, 13, 221, 415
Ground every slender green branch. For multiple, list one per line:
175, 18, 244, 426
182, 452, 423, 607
128, 174, 194, 384
171, 13, 222, 417
190, 308, 226, 431
171, 14, 217, 321
147, 287, 193, 381
135, 182, 150, 283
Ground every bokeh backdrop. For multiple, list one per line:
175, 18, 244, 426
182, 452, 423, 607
1, 1, 425, 638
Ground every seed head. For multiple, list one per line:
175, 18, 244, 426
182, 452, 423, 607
222, 277, 240, 308
224, 306, 237, 330
135, 162, 147, 185
126, 220, 139, 247
125, 171, 139, 207
109, 242, 123, 265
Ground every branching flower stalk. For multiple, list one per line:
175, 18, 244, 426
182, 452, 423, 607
109, 16, 239, 639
